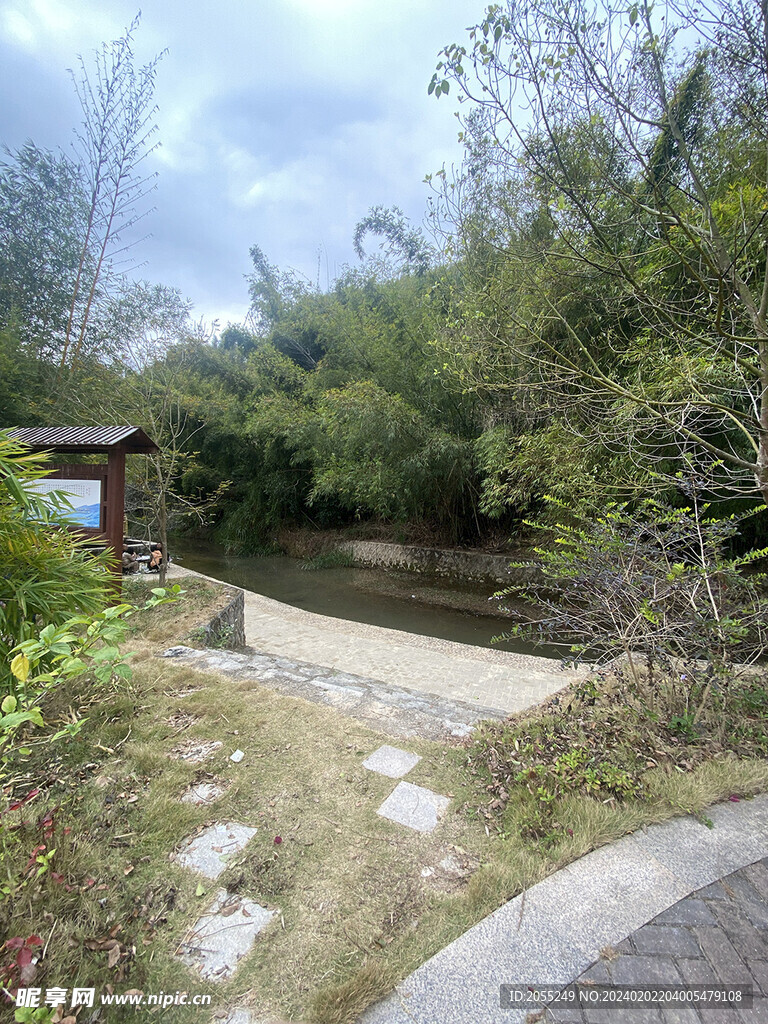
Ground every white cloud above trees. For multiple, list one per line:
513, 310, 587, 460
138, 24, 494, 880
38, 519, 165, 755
0, 0, 470, 327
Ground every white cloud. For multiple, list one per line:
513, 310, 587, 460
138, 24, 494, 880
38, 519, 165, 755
2, 7, 36, 50
0, 0, 475, 323
0, 0, 122, 57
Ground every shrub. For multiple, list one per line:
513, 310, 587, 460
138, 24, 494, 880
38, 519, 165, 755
0, 432, 113, 696
495, 496, 768, 680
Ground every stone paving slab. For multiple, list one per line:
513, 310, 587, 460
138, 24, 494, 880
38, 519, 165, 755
359, 794, 768, 1024
363, 744, 421, 778
180, 781, 228, 806
629, 798, 768, 892
239, 587, 582, 714
177, 888, 275, 981
546, 856, 768, 1023
216, 1011, 253, 1024
174, 822, 258, 879
376, 781, 451, 833
169, 737, 223, 763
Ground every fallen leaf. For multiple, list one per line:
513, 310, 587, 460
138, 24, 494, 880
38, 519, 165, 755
107, 943, 121, 968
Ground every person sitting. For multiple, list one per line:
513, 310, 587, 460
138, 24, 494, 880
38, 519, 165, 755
148, 546, 163, 572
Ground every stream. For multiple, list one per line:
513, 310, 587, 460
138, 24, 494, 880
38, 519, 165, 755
170, 537, 563, 659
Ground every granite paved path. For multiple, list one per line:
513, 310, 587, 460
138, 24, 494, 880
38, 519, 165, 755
359, 794, 768, 1024
166, 567, 585, 714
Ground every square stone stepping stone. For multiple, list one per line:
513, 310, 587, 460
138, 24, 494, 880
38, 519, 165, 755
363, 744, 421, 779
177, 889, 275, 981
170, 739, 223, 764
174, 822, 257, 878
180, 781, 227, 806
377, 782, 450, 833
216, 1011, 254, 1024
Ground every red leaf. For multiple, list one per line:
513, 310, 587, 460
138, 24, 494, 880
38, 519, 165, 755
4, 938, 25, 950
6, 788, 40, 813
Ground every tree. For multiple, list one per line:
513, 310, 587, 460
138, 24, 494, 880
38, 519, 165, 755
0, 144, 88, 366
59, 15, 165, 371
431, 0, 768, 504
497, 495, 768, 683
309, 380, 473, 528
112, 300, 229, 585
353, 205, 434, 277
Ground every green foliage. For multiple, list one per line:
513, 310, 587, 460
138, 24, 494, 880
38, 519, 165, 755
1, 585, 182, 918
3, 586, 183, 773
0, 143, 88, 363
469, 663, 768, 849
474, 422, 619, 518
352, 205, 433, 276
0, 433, 114, 695
309, 380, 473, 524
429, 0, 768, 507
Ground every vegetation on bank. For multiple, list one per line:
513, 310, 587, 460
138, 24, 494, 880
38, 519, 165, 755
3, 2, 768, 556
0, 442, 766, 1023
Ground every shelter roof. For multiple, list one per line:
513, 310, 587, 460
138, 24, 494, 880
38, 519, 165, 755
8, 426, 159, 455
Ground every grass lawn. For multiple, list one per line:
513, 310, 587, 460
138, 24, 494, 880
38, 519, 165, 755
2, 576, 767, 1023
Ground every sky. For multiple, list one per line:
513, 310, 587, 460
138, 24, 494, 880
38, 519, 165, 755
0, 0, 476, 329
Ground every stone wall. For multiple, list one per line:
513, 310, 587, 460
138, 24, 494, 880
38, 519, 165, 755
338, 540, 535, 584
199, 585, 246, 649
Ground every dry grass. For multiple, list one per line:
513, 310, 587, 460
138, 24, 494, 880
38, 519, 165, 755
2, 581, 766, 1024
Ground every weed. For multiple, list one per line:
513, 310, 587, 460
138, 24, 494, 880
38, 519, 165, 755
468, 663, 768, 856
300, 549, 356, 571
187, 623, 236, 649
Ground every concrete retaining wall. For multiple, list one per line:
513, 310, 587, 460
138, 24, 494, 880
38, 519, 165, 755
200, 586, 246, 649
338, 540, 534, 584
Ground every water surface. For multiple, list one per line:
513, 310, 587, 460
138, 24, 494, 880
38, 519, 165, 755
171, 538, 563, 660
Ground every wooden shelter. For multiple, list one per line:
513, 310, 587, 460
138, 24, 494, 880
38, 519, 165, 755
9, 426, 159, 572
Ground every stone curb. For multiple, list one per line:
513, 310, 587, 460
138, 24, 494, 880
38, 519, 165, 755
359, 794, 768, 1024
